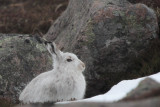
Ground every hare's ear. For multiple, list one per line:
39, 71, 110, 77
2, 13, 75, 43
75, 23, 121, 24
45, 41, 62, 58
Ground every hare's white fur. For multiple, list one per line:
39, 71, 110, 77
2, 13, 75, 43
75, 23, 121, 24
19, 42, 86, 104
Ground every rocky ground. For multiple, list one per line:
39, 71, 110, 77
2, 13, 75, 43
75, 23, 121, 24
0, 0, 160, 107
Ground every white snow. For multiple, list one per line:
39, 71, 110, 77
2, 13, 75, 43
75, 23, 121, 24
57, 72, 160, 104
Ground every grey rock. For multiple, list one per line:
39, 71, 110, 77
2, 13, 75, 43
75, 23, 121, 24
45, 0, 159, 98
0, 34, 52, 103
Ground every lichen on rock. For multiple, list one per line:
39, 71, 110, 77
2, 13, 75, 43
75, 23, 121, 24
0, 34, 52, 103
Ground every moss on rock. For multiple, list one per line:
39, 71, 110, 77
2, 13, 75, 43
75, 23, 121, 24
84, 19, 96, 45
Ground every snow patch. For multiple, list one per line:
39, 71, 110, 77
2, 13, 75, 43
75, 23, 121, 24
57, 72, 160, 104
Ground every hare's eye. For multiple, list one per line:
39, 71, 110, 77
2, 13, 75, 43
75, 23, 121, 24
67, 58, 72, 62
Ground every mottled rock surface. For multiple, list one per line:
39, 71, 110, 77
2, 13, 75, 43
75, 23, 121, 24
127, 0, 160, 30
45, 0, 159, 98
0, 34, 52, 103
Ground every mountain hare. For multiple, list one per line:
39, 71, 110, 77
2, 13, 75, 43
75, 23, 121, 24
19, 41, 86, 104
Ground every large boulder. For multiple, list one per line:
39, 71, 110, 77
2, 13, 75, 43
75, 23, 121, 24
0, 34, 52, 103
45, 0, 159, 98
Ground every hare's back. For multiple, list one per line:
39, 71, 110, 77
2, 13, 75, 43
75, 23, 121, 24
19, 71, 56, 102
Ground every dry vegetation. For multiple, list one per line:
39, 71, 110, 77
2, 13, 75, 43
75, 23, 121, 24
0, 0, 68, 34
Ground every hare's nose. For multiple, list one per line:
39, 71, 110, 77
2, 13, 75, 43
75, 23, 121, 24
81, 62, 85, 68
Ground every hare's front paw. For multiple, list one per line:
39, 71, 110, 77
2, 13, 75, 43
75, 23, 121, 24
70, 98, 76, 101
56, 99, 60, 102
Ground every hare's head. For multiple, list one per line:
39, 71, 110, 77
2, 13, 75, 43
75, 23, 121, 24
45, 42, 85, 73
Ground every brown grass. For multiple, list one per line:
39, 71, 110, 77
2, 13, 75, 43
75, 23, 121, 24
0, 0, 68, 34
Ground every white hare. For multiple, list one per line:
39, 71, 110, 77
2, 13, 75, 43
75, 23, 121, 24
19, 42, 86, 104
